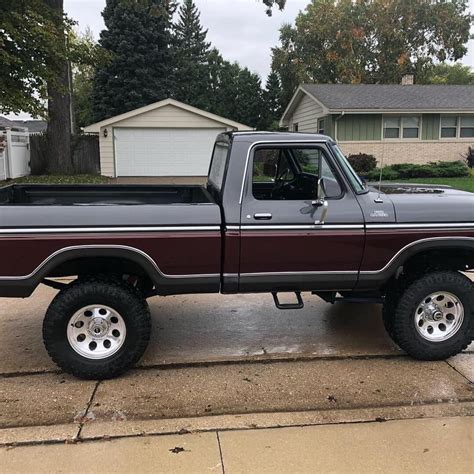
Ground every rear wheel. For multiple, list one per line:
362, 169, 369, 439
43, 277, 151, 379
387, 271, 473, 360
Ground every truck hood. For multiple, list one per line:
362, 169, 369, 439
370, 183, 474, 223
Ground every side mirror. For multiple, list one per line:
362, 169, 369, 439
317, 177, 327, 200
313, 177, 329, 224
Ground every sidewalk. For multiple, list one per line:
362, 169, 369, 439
1, 416, 472, 473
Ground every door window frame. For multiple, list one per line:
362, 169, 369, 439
245, 143, 346, 204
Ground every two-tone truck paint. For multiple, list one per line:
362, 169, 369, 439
1, 132, 473, 378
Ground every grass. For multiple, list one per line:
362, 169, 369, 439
394, 170, 474, 193
0, 174, 111, 187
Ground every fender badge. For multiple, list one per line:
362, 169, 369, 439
370, 210, 389, 218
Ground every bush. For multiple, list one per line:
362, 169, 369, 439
366, 160, 470, 181
347, 153, 377, 174
466, 146, 474, 169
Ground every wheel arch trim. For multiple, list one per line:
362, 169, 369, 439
360, 237, 474, 281
0, 245, 219, 284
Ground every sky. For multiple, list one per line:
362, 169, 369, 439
64, 0, 474, 80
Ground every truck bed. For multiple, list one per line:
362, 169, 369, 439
0, 184, 213, 206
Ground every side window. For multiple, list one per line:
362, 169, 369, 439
252, 147, 342, 201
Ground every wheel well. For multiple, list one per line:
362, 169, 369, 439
402, 247, 474, 275
44, 256, 154, 286
383, 247, 474, 296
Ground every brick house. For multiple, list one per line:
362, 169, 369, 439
280, 82, 474, 165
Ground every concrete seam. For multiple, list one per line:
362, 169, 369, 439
216, 430, 226, 474
76, 381, 101, 440
444, 360, 473, 385
2, 353, 473, 379
1, 403, 472, 449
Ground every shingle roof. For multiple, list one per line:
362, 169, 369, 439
301, 84, 474, 111
12, 120, 47, 133
0, 116, 19, 129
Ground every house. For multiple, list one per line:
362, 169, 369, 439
12, 119, 47, 134
0, 117, 30, 181
280, 82, 474, 164
84, 98, 252, 178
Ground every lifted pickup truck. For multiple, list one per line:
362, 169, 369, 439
1, 132, 473, 379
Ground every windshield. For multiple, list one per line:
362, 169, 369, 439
330, 144, 367, 194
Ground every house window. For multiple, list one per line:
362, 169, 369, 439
318, 118, 325, 135
383, 117, 400, 138
384, 116, 420, 139
460, 116, 474, 138
441, 116, 458, 138
402, 116, 420, 138
293, 123, 299, 132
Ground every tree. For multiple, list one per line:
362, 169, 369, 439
172, 0, 211, 109
262, 0, 286, 15
70, 28, 110, 130
418, 63, 474, 85
204, 49, 264, 129
234, 67, 265, 128
262, 69, 283, 130
272, 0, 472, 103
92, 0, 175, 122
43, 0, 73, 174
0, 0, 72, 117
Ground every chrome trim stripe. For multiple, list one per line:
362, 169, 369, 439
367, 223, 474, 230
0, 226, 221, 235
0, 245, 220, 281
226, 225, 240, 231
360, 236, 474, 275
240, 224, 364, 231
239, 139, 327, 205
241, 271, 358, 276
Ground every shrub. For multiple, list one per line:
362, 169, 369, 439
347, 153, 377, 174
366, 160, 470, 181
465, 146, 474, 169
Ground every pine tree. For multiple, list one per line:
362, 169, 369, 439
172, 0, 211, 109
263, 70, 282, 130
234, 67, 264, 129
92, 0, 175, 122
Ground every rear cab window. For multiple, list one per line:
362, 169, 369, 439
208, 142, 230, 193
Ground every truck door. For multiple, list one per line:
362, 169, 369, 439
239, 142, 365, 292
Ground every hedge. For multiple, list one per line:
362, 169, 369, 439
366, 160, 470, 181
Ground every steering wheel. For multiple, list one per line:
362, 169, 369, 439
271, 168, 292, 199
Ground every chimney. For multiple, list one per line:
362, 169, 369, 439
401, 74, 414, 86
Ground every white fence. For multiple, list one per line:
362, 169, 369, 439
0, 130, 30, 180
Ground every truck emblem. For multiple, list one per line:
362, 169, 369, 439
370, 210, 389, 218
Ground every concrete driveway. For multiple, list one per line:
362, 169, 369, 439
0, 285, 472, 447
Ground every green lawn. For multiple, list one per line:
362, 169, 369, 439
394, 173, 474, 193
0, 175, 111, 187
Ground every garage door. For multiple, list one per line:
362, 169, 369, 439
114, 128, 225, 176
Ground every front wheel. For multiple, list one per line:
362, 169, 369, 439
43, 277, 151, 379
387, 271, 473, 360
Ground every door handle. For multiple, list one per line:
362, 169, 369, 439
254, 213, 272, 220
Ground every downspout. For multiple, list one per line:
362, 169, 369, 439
334, 111, 345, 141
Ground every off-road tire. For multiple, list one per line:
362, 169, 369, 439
389, 271, 474, 360
43, 277, 151, 379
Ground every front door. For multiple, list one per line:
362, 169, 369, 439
239, 142, 365, 292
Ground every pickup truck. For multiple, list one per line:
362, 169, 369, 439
1, 132, 473, 379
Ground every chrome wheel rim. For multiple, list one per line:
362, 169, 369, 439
67, 305, 126, 359
414, 292, 464, 342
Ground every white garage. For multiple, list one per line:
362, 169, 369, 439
84, 99, 252, 178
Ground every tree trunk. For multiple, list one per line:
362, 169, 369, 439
44, 0, 73, 175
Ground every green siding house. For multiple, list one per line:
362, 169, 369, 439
280, 83, 474, 165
